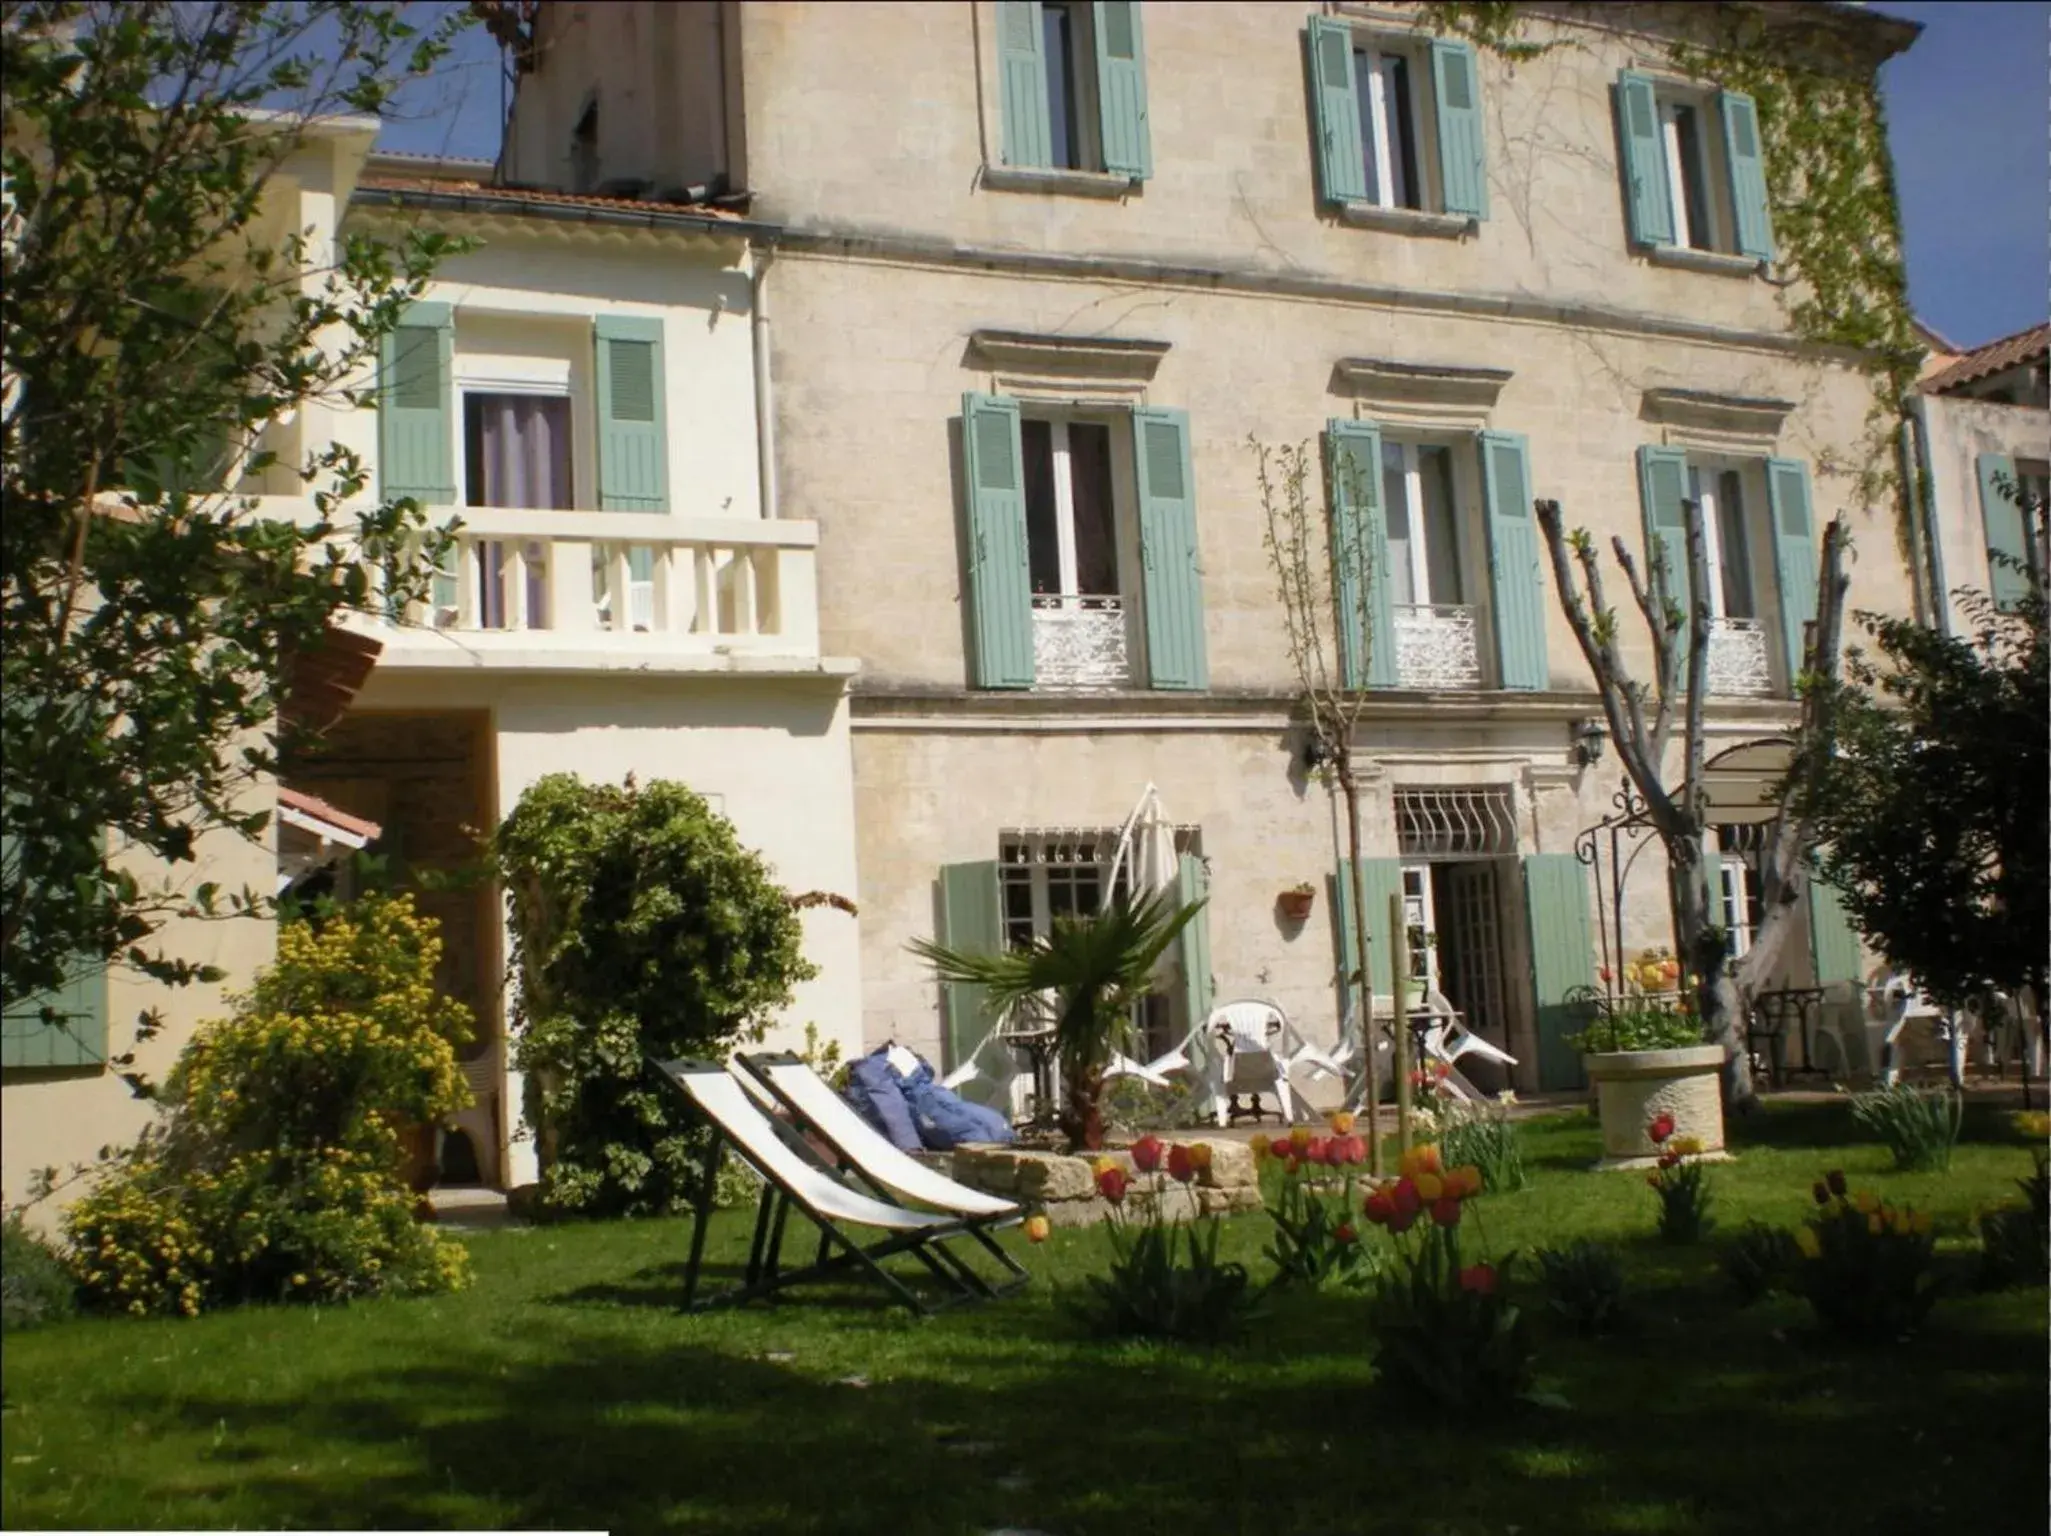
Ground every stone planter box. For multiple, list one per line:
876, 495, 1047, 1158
951, 1138, 1264, 1227
1583, 1045, 1729, 1170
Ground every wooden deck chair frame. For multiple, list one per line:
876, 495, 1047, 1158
737, 1051, 1030, 1296
649, 1058, 1003, 1316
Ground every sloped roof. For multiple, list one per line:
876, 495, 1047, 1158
353, 175, 765, 234
1921, 322, 2050, 396
277, 786, 382, 845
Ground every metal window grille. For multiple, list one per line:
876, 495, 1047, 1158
1394, 787, 1517, 861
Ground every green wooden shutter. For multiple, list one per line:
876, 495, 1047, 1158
938, 861, 1005, 1098
1479, 430, 1546, 690
1636, 444, 1692, 678
1808, 877, 1864, 986
998, 0, 1053, 169
1306, 18, 1367, 205
1093, 1, 1150, 178
1522, 853, 1596, 1092
960, 392, 1036, 689
1334, 858, 1402, 1016
1177, 851, 1214, 1029
1976, 452, 2031, 610
595, 316, 668, 513
1718, 90, 1774, 261
1430, 39, 1487, 220
1327, 421, 1397, 690
378, 301, 456, 505
1766, 457, 1819, 689
0, 834, 110, 1070
1615, 71, 1674, 248
1134, 407, 1209, 690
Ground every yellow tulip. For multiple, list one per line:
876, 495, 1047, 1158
1853, 1192, 1878, 1215
1413, 1171, 1444, 1202
1795, 1228, 1821, 1259
1290, 1125, 1313, 1152
1092, 1156, 1117, 1178
1328, 1110, 1356, 1136
1248, 1134, 1271, 1159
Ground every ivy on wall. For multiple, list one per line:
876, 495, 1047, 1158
1420, 2, 1924, 553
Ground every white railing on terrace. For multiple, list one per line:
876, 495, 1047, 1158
1393, 603, 1482, 689
1706, 617, 1773, 697
1032, 593, 1132, 690
353, 508, 821, 657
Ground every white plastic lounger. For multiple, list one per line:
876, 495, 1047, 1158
649, 1058, 1017, 1314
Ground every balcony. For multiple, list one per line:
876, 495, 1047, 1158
342, 508, 829, 674
1393, 604, 1482, 689
1032, 594, 1131, 690
1706, 617, 1774, 697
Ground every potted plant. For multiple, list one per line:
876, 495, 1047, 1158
1277, 882, 1316, 921
1566, 948, 1726, 1170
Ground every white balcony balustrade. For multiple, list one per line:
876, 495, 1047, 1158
1393, 603, 1483, 689
1706, 617, 1773, 697
347, 508, 822, 666
1032, 593, 1132, 690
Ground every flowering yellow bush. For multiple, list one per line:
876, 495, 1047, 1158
63, 897, 474, 1317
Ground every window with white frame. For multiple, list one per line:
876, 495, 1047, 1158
1656, 92, 1730, 254
1382, 439, 1466, 608
460, 390, 572, 631
999, 829, 1188, 1057
1352, 38, 1430, 212
1714, 824, 1765, 959
1686, 461, 1758, 623
1019, 411, 1138, 686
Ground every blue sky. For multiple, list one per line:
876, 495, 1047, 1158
378, 3, 2049, 351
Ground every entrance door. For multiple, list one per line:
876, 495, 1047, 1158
1437, 862, 1510, 1083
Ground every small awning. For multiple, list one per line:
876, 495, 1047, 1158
1701, 738, 1795, 826
276, 787, 382, 896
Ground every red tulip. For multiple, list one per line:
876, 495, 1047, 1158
1096, 1166, 1128, 1204
1335, 1221, 1358, 1244
1648, 1113, 1676, 1145
1130, 1135, 1164, 1173
1362, 1191, 1395, 1226
1306, 1136, 1330, 1166
1598, 966, 1613, 984
1657, 1150, 1680, 1170
1344, 1135, 1368, 1166
1167, 1144, 1196, 1184
1826, 1169, 1847, 1197
1645, 1174, 1661, 1189
1430, 1195, 1462, 1227
1458, 1263, 1497, 1295
1391, 1177, 1422, 1217
1387, 1206, 1418, 1235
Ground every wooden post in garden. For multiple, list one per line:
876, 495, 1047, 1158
1389, 891, 1413, 1154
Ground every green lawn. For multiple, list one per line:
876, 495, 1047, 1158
4, 1102, 2045, 1536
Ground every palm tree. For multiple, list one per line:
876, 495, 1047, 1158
911, 889, 1205, 1151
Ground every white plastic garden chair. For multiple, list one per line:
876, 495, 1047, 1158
1202, 999, 1296, 1126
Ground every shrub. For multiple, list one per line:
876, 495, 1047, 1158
1068, 1141, 1258, 1343
1790, 1169, 1940, 1341
1252, 1116, 1378, 1291
1976, 1148, 2049, 1291
1722, 1221, 1801, 1307
1438, 1096, 1527, 1194
1534, 1239, 1624, 1336
1102, 1075, 1202, 1137
1564, 1004, 1701, 1054
2, 1212, 78, 1331
495, 775, 817, 1216
1644, 1116, 1714, 1243
1361, 1143, 1535, 1412
62, 896, 473, 1317
1849, 1083, 1962, 1171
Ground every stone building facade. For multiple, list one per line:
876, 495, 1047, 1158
500, 1, 1927, 1099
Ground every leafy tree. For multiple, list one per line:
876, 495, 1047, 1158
2, 2, 468, 1032
912, 888, 1203, 1152
1799, 537, 2047, 1009
493, 774, 816, 1216
1535, 496, 1851, 1109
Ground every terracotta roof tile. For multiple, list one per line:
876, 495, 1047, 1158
355, 174, 749, 223
1921, 322, 2050, 396
278, 786, 383, 844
